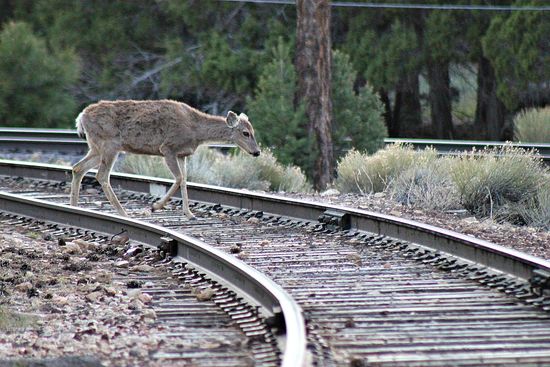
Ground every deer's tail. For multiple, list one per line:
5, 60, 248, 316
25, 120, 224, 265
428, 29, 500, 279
75, 111, 86, 139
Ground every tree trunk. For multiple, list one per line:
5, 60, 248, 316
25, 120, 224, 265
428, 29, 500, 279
392, 73, 422, 137
427, 60, 454, 139
296, 0, 333, 190
475, 55, 508, 140
378, 88, 393, 136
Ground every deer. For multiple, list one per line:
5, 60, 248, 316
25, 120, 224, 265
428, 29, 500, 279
70, 99, 261, 219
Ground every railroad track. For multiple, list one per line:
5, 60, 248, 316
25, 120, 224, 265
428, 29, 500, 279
1, 128, 548, 163
0, 160, 550, 366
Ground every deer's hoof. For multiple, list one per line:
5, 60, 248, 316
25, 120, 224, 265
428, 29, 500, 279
152, 202, 163, 211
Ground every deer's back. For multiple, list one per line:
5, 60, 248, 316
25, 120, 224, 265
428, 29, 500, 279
81, 100, 192, 154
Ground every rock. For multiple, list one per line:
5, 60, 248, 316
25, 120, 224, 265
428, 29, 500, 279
85, 291, 103, 303
111, 232, 130, 246
15, 281, 33, 292
114, 260, 129, 268
259, 239, 269, 246
321, 188, 340, 197
347, 253, 362, 267
95, 271, 112, 284
237, 251, 250, 260
128, 299, 144, 311
373, 192, 386, 199
63, 242, 82, 255
52, 295, 69, 306
142, 309, 156, 320
123, 246, 143, 259
195, 287, 216, 302
103, 287, 117, 297
247, 217, 260, 224
73, 239, 92, 251
463, 217, 479, 225
130, 264, 154, 272
229, 244, 242, 254
138, 292, 153, 304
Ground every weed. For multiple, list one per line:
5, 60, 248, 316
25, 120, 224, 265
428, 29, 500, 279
449, 145, 547, 219
514, 107, 550, 143
335, 144, 437, 194
118, 146, 311, 192
389, 157, 461, 211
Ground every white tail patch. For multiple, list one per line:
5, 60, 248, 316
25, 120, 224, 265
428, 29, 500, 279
75, 111, 85, 138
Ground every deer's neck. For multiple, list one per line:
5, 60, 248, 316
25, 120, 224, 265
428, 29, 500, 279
194, 114, 232, 144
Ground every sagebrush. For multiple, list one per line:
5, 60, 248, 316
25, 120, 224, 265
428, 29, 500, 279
514, 107, 550, 143
118, 146, 311, 193
335, 144, 437, 194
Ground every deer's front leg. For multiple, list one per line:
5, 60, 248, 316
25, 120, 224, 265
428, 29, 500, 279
176, 156, 195, 219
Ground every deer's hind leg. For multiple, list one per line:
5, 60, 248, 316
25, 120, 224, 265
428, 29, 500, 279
95, 149, 127, 216
70, 149, 100, 206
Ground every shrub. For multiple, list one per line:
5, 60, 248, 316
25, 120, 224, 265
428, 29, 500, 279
449, 145, 547, 218
335, 144, 437, 194
118, 146, 311, 193
516, 181, 550, 230
514, 107, 550, 143
389, 157, 461, 211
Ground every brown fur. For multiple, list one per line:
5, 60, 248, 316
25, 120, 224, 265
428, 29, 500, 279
71, 99, 260, 218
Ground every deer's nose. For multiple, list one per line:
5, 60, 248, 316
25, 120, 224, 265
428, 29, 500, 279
252, 151, 260, 157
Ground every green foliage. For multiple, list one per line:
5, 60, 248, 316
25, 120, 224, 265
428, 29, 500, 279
346, 20, 420, 91
0, 21, 79, 127
483, 1, 550, 109
246, 38, 313, 172
331, 50, 387, 159
247, 41, 387, 179
335, 144, 437, 194
514, 107, 550, 143
449, 145, 547, 219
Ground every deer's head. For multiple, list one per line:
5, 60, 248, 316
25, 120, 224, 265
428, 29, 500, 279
226, 111, 261, 157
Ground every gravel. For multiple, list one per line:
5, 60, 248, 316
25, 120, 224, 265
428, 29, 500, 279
287, 190, 550, 261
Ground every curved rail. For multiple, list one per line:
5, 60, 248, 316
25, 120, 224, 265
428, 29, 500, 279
0, 128, 548, 161
0, 177, 307, 367
1, 159, 549, 289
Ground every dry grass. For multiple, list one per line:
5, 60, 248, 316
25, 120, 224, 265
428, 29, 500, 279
389, 157, 461, 211
514, 107, 550, 143
118, 146, 311, 193
335, 144, 437, 194
449, 145, 547, 220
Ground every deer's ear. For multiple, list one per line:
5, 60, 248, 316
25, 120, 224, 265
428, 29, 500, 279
239, 113, 249, 121
226, 111, 239, 128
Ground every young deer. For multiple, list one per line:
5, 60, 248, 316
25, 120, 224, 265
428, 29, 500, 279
70, 100, 260, 219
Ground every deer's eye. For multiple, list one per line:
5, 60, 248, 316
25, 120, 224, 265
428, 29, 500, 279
243, 131, 250, 138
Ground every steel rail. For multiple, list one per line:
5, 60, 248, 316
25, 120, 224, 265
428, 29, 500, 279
0, 179, 307, 367
1, 159, 549, 289
1, 127, 548, 162
385, 137, 550, 160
